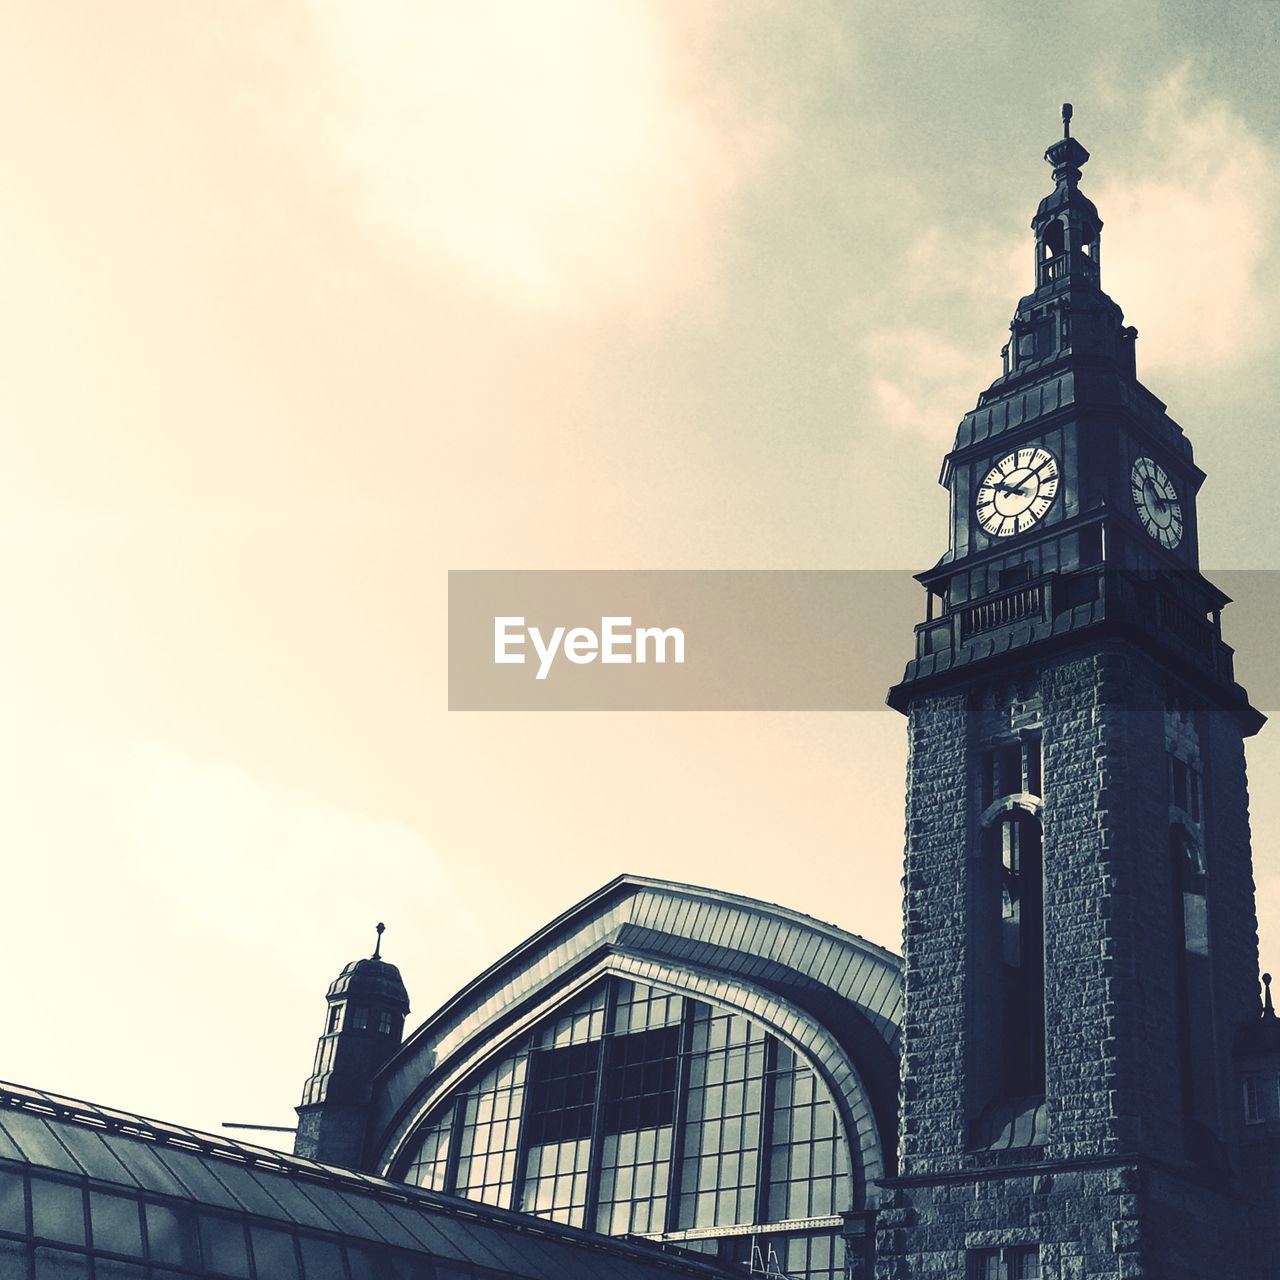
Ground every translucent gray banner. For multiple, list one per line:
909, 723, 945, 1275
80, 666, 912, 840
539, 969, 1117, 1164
448, 570, 1280, 712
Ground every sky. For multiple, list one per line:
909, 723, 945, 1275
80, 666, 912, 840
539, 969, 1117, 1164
5, 0, 1280, 1141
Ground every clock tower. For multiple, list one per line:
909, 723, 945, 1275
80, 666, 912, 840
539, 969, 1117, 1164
883, 108, 1271, 1279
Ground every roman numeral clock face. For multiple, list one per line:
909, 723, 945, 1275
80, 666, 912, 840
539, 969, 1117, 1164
975, 447, 1060, 537
1131, 456, 1183, 548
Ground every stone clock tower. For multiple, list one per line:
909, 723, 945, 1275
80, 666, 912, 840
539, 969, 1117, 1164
883, 108, 1272, 1279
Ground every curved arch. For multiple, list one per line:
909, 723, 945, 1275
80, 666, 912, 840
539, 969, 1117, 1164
378, 949, 886, 1208
1040, 216, 1066, 258
980, 791, 1043, 828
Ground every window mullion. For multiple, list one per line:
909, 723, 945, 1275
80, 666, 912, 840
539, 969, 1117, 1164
508, 1044, 541, 1215
441, 1095, 467, 1197
664, 998, 698, 1234
582, 979, 620, 1230
753, 1035, 780, 1227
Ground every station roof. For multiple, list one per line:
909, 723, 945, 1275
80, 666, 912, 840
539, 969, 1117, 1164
0, 1079, 736, 1280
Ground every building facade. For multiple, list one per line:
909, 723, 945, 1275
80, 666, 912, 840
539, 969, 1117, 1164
293, 112, 1280, 1279
880, 108, 1278, 1279
5, 109, 1280, 1280
294, 878, 902, 1279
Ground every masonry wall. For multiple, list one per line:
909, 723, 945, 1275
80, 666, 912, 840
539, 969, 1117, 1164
879, 642, 1258, 1279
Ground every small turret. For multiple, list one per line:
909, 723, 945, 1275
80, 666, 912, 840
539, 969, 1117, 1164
294, 923, 410, 1167
1236, 971, 1280, 1273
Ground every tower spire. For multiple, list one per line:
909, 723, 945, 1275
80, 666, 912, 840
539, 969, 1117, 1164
373, 921, 385, 960
1043, 104, 1091, 187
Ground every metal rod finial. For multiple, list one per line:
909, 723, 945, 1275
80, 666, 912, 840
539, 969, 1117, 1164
1062, 103, 1073, 138
373, 922, 385, 960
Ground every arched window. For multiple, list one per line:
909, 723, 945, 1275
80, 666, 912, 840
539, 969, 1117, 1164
398, 977, 854, 1280
972, 733, 1046, 1133
1040, 219, 1065, 260
996, 811, 1045, 1100
1172, 826, 1216, 1127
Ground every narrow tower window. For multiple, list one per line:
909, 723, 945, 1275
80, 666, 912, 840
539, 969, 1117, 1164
1171, 828, 1215, 1128
1163, 704, 1217, 1145
998, 813, 1045, 1099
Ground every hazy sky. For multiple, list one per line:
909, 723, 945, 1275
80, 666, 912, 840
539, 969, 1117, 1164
6, 1, 1280, 1141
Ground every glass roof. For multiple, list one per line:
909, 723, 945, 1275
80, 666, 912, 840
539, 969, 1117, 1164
0, 1080, 737, 1280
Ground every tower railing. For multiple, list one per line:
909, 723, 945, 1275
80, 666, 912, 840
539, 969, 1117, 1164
1038, 250, 1099, 287
957, 578, 1049, 641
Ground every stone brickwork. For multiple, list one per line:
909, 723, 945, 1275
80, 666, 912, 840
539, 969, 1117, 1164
897, 687, 971, 1173
1202, 709, 1262, 1114
880, 640, 1259, 1279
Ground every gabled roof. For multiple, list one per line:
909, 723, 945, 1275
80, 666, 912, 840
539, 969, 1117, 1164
369, 875, 903, 1189
0, 1079, 736, 1280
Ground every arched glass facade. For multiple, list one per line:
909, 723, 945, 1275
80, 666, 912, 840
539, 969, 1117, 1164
399, 977, 854, 1280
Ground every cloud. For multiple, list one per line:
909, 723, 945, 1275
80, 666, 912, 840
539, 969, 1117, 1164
298, 0, 769, 315
858, 230, 1026, 441
865, 325, 997, 440
1097, 69, 1279, 374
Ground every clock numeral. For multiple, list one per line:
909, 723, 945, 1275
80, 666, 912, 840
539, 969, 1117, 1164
976, 447, 1061, 536
1131, 455, 1184, 549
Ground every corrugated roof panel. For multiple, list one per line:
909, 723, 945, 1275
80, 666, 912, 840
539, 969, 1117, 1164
290, 1180, 392, 1244
332, 1191, 430, 1252
168, 1152, 279, 1218
146, 1145, 247, 1212
239, 1168, 338, 1234
0, 1112, 84, 1176
439, 1216, 548, 1278
39, 1122, 139, 1188
105, 1138, 198, 1201
372, 1199, 481, 1264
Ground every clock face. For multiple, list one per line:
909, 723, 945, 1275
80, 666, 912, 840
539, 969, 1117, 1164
975, 446, 1060, 537
1131, 456, 1183, 548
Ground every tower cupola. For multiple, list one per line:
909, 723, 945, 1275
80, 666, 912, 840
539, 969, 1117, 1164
294, 923, 411, 1167
1032, 104, 1103, 289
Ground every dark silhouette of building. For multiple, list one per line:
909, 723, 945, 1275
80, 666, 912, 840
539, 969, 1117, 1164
290, 109, 1280, 1280
4, 107, 1280, 1280
883, 105, 1277, 1279
294, 878, 901, 1279
296, 923, 412, 1169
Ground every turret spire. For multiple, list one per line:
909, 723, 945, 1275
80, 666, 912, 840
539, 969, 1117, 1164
295, 929, 411, 1166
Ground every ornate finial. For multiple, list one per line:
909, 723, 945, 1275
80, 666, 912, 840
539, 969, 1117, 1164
1265, 972, 1275, 1018
373, 922, 385, 960
1044, 105, 1089, 183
